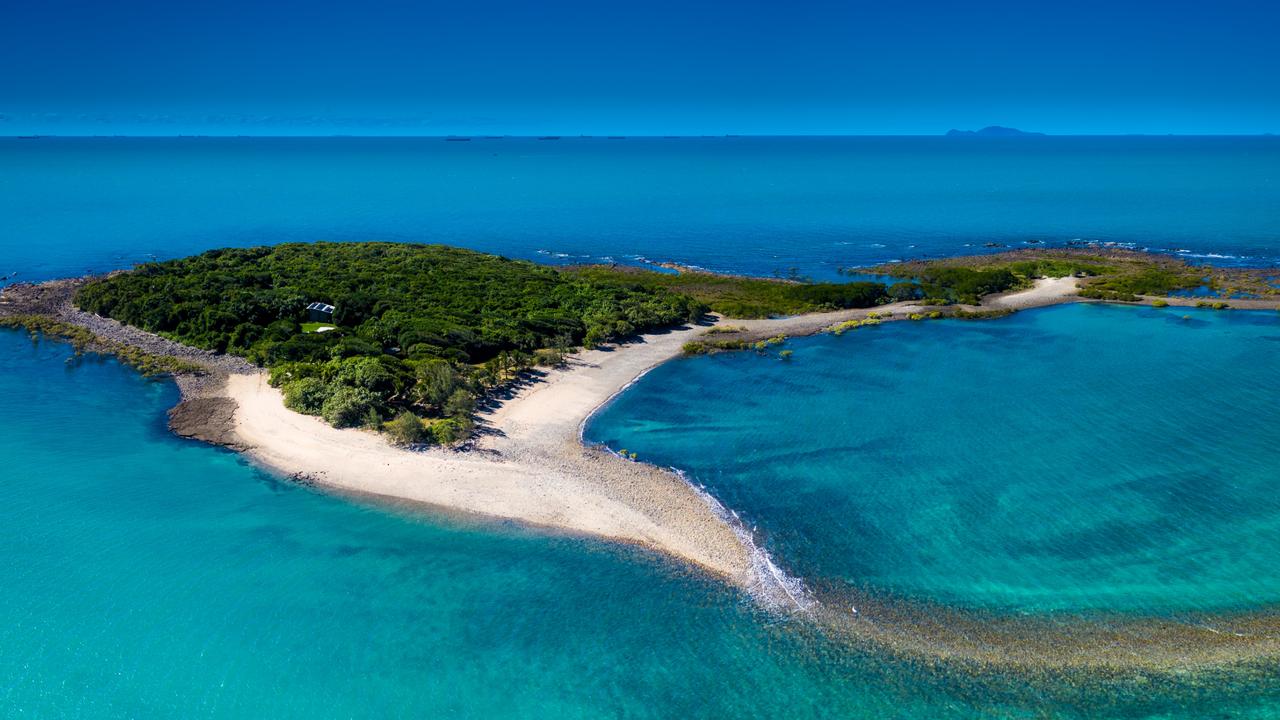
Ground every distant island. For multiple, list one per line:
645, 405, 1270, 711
945, 125, 1046, 137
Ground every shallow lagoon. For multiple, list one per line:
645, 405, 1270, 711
0, 329, 1017, 718
590, 304, 1280, 617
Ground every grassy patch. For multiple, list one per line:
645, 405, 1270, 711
563, 265, 888, 318
301, 322, 337, 333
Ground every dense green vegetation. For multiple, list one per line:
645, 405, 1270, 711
76, 243, 1211, 443
876, 249, 1236, 304
78, 243, 705, 361
72, 243, 922, 441
75, 243, 707, 441
0, 315, 207, 377
1076, 267, 1204, 302
876, 256, 1111, 304
914, 267, 1020, 305
564, 266, 888, 318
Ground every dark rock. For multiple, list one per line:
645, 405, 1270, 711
168, 397, 243, 449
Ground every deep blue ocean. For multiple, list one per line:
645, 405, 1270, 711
2, 136, 1278, 285
3, 137, 1280, 717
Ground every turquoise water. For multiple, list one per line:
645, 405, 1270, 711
8, 313, 1280, 718
0, 330, 908, 717
6, 135, 1280, 715
590, 304, 1280, 616
2, 136, 1279, 285
7, 320, 1280, 717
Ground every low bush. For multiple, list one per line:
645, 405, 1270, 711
384, 411, 429, 446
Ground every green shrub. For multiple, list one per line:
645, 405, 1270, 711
682, 338, 756, 355
321, 386, 382, 428
950, 308, 1016, 320
430, 417, 472, 445
533, 348, 565, 366
749, 335, 786, 352
887, 282, 924, 302
413, 359, 464, 410
1079, 288, 1140, 302
443, 388, 476, 419
384, 411, 429, 446
281, 377, 330, 415
827, 317, 882, 335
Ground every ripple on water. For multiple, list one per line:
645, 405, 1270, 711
9, 306, 1280, 716
589, 304, 1280, 630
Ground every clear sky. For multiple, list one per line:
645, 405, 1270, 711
2, 0, 1276, 135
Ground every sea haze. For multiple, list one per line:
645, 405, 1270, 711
1, 135, 1278, 285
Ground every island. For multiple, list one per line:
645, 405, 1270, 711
945, 125, 1046, 137
4, 242, 1280, 671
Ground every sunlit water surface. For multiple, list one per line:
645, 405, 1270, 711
6, 309, 1280, 716
590, 304, 1280, 616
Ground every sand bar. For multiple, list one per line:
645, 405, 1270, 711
224, 300, 941, 598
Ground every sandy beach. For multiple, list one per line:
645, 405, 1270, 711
13, 272, 1280, 669
984, 274, 1081, 308
10, 272, 1248, 599
0, 274, 1076, 597
217, 279, 1077, 598
223, 299, 952, 604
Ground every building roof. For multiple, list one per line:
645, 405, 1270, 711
306, 302, 335, 313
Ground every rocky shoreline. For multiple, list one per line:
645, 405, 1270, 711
0, 278, 253, 441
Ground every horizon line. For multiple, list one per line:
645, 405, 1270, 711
4, 132, 1277, 139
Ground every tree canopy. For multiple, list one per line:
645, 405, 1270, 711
71, 242, 924, 440
75, 243, 712, 441
77, 243, 704, 364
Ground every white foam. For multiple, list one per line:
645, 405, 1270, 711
676, 470, 815, 614
1180, 252, 1241, 260
578, 354, 813, 614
